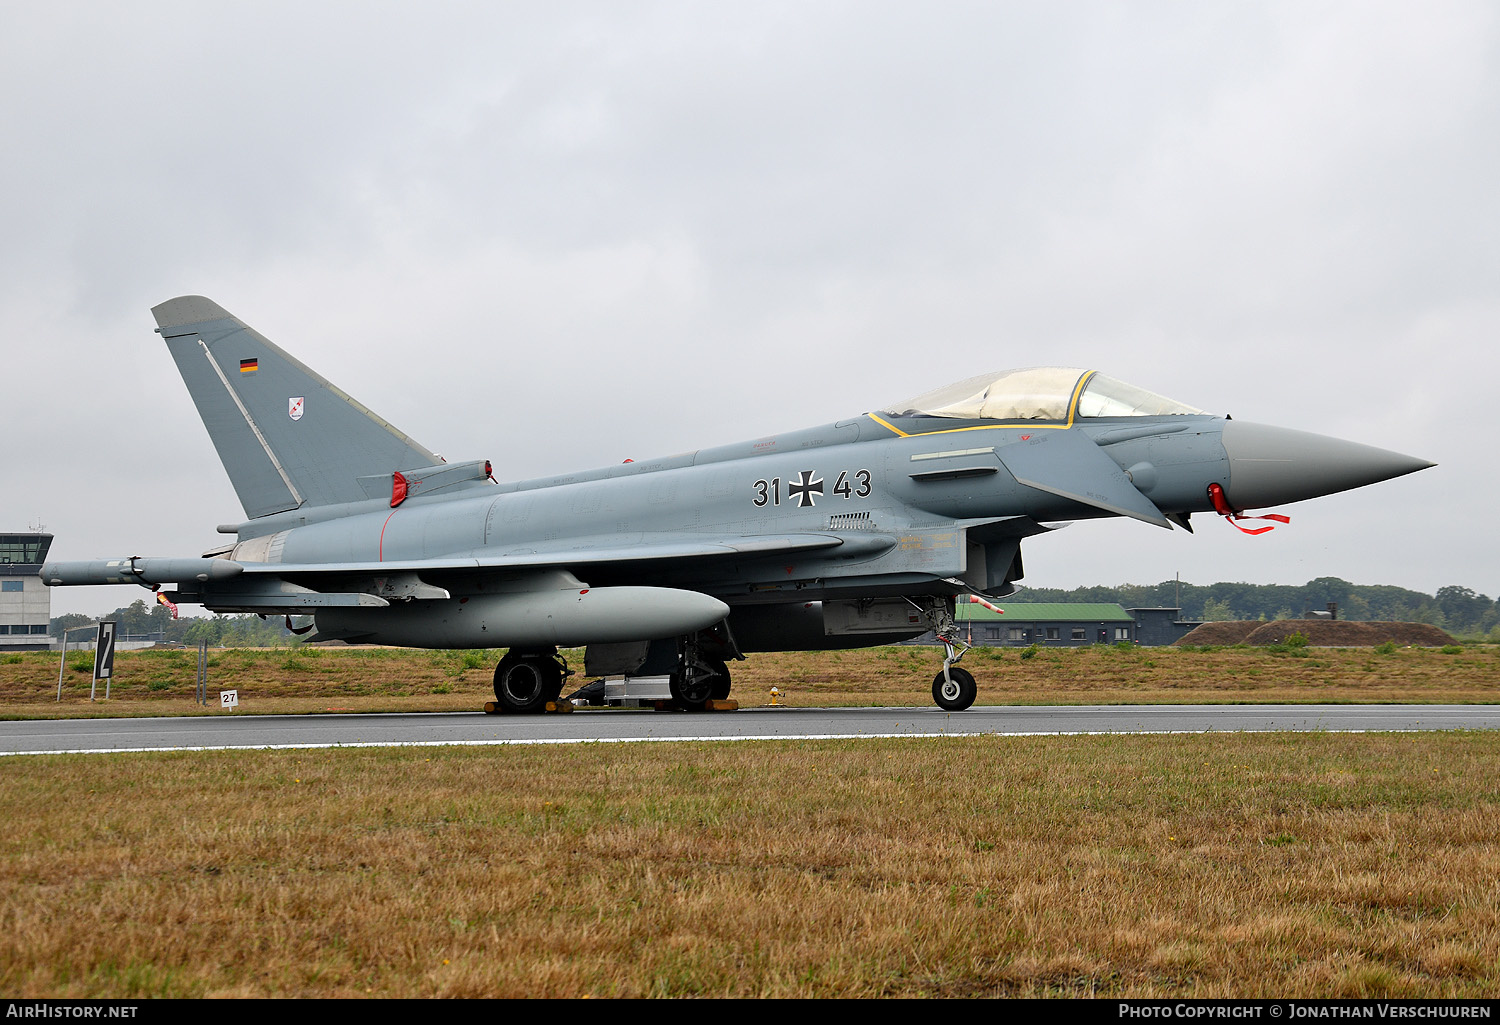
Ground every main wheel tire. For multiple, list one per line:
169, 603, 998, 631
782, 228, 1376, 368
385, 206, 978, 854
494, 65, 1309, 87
931, 666, 977, 711
494, 655, 561, 714
670, 666, 716, 712
707, 659, 731, 700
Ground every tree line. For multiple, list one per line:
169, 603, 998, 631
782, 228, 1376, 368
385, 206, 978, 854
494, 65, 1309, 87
51, 599, 311, 647
1013, 577, 1499, 638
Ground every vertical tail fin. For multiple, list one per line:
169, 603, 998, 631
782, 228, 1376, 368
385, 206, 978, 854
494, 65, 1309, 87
151, 296, 440, 519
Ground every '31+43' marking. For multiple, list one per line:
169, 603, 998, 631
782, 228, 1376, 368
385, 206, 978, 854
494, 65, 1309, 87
753, 469, 871, 508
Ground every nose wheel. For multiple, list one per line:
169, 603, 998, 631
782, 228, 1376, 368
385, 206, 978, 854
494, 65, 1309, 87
932, 666, 977, 711
909, 595, 979, 711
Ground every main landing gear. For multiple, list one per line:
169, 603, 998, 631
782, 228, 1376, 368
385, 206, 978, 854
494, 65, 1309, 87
910, 596, 979, 711
668, 626, 734, 711
669, 655, 731, 712
490, 635, 735, 714
492, 647, 569, 714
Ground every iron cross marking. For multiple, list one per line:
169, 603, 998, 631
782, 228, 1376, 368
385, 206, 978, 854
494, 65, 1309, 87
788, 469, 824, 508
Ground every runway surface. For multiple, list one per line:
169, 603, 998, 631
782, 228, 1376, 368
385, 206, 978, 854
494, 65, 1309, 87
2, 704, 1497, 755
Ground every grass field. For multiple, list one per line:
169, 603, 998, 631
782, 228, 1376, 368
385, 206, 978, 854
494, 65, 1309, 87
2, 643, 1497, 998
1, 641, 1496, 718
2, 732, 1497, 997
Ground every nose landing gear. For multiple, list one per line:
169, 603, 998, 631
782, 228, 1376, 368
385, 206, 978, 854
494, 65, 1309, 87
909, 596, 979, 711
932, 665, 977, 711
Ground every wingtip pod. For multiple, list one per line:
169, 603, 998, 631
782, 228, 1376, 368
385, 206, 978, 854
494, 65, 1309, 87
43, 558, 244, 587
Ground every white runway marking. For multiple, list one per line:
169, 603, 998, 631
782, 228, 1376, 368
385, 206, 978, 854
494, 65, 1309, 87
0, 728, 1428, 758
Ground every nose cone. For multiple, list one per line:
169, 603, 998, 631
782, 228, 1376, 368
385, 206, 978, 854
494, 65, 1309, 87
1221, 420, 1434, 509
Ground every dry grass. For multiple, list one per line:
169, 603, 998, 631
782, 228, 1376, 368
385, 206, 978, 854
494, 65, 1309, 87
736, 643, 1500, 707
1, 642, 1497, 719
2, 732, 1498, 997
4, 642, 1495, 997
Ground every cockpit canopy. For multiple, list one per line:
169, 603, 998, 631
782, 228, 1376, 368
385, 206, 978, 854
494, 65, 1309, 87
880, 368, 1203, 421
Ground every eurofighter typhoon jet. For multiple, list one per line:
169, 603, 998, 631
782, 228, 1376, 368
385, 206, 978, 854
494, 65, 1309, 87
45, 297, 1434, 711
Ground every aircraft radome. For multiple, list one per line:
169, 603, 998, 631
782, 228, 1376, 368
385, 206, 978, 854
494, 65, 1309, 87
44, 297, 1435, 711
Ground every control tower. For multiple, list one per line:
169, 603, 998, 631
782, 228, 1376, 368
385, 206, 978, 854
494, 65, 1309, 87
1, 532, 54, 651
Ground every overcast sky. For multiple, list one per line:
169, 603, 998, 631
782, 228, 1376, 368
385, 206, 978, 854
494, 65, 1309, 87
3, 1, 1495, 617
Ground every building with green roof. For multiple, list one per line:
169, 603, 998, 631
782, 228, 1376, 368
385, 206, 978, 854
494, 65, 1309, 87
939, 601, 1138, 647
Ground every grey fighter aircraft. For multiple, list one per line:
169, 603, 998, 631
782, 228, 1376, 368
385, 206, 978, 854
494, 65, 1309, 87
45, 296, 1434, 711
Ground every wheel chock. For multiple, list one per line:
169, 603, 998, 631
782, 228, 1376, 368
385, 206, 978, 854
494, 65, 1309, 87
647, 698, 740, 712
545, 699, 574, 714
483, 701, 501, 715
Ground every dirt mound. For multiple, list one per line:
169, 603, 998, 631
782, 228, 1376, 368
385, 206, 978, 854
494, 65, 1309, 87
1178, 620, 1456, 647
1176, 621, 1260, 645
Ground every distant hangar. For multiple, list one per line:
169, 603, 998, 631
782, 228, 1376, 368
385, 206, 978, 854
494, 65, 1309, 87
0, 532, 53, 651
917, 601, 1199, 648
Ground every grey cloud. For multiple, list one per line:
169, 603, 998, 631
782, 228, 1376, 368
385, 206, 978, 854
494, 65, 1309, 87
3, 1, 1494, 615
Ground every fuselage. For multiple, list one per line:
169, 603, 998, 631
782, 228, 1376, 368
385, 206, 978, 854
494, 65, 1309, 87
218, 410, 1232, 611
